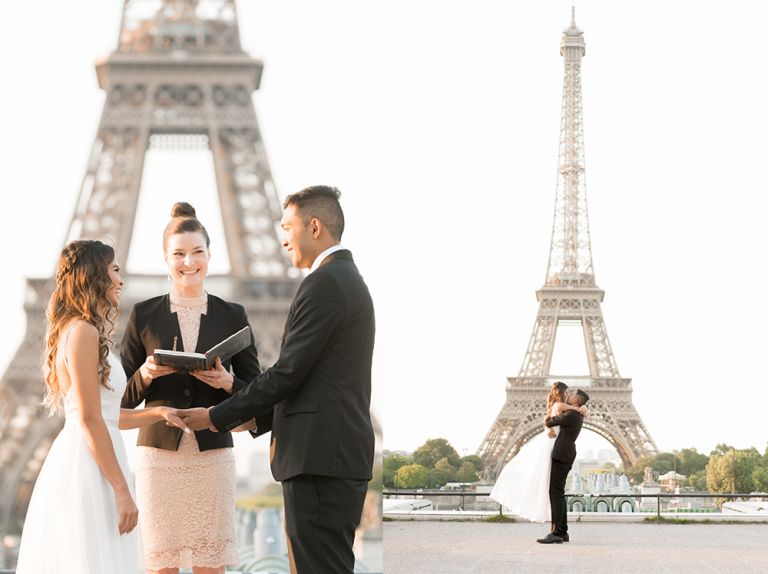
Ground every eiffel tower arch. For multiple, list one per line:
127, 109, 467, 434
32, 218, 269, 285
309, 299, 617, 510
0, 0, 301, 548
477, 11, 657, 480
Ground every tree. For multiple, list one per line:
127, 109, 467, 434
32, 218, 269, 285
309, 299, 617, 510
751, 465, 768, 492
678, 448, 708, 476
625, 448, 710, 485
460, 455, 485, 474
706, 448, 761, 494
625, 454, 662, 484
454, 461, 480, 483
685, 470, 707, 491
650, 452, 676, 476
413, 438, 460, 469
383, 454, 412, 488
711, 444, 736, 457
427, 457, 457, 487
757, 445, 768, 492
394, 464, 429, 489
707, 451, 738, 493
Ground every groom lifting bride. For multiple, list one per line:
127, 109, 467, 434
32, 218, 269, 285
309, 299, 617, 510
490, 381, 590, 544
538, 388, 590, 544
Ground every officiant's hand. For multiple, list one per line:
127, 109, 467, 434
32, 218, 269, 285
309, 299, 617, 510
190, 357, 234, 394
139, 355, 176, 389
180, 407, 215, 431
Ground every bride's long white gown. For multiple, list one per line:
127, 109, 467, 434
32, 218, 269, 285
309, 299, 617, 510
489, 404, 563, 523
15, 353, 143, 573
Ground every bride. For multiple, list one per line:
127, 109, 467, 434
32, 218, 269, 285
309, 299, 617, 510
15, 240, 188, 574
489, 381, 586, 522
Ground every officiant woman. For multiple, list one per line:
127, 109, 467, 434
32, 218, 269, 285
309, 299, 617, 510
121, 202, 265, 574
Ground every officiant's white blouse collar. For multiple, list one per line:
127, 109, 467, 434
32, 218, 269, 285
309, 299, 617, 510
169, 291, 208, 307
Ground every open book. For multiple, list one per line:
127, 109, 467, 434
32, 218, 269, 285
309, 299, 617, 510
153, 325, 252, 371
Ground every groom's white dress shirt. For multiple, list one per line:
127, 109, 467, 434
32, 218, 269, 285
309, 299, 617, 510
309, 244, 345, 274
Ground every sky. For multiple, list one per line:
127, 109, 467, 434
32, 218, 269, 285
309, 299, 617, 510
1, 1, 768, 467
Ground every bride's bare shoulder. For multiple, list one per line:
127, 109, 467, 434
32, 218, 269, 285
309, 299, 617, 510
62, 320, 98, 349
549, 402, 565, 416
57, 320, 98, 369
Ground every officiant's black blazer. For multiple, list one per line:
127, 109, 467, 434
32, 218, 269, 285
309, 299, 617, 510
209, 250, 376, 482
120, 293, 264, 451
545, 410, 584, 465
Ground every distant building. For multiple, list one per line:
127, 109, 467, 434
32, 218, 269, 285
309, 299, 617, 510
658, 471, 686, 493
597, 449, 622, 465
573, 458, 601, 476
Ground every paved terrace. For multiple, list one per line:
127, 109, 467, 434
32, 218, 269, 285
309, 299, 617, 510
384, 520, 768, 573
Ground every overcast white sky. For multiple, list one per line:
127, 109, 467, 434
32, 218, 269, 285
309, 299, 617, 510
1, 1, 767, 466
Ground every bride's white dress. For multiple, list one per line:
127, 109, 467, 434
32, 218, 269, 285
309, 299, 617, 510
489, 404, 563, 522
15, 353, 143, 573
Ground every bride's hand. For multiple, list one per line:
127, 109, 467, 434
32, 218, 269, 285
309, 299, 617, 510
158, 406, 190, 433
114, 487, 138, 535
578, 405, 589, 417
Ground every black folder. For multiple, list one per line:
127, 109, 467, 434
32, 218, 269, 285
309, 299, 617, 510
153, 325, 251, 371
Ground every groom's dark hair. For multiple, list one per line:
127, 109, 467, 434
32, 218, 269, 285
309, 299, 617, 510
284, 185, 345, 241
574, 389, 590, 406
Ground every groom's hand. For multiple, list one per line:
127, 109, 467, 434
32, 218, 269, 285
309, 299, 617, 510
180, 407, 215, 431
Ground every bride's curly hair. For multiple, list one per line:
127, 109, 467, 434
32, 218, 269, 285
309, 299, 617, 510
43, 240, 117, 414
546, 381, 569, 416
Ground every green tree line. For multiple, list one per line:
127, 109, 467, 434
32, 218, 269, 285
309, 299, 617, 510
384, 438, 484, 489
624, 444, 768, 493
385, 439, 768, 493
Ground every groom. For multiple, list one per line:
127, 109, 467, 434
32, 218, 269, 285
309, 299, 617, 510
181, 186, 375, 574
537, 388, 590, 544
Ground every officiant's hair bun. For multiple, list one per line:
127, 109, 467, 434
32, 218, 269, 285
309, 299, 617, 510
163, 202, 210, 250
171, 202, 197, 218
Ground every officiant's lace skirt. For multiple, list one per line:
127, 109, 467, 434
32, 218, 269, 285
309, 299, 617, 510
135, 432, 238, 569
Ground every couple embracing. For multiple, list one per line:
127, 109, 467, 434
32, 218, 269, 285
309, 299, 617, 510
490, 381, 590, 544
16, 186, 374, 574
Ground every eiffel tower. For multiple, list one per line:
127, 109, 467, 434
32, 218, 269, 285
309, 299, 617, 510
477, 10, 657, 479
0, 0, 301, 551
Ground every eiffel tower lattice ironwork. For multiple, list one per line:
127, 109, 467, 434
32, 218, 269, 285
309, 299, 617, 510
477, 10, 657, 479
0, 0, 301, 551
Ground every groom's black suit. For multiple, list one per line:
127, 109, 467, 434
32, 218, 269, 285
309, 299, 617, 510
544, 409, 584, 538
209, 250, 375, 574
